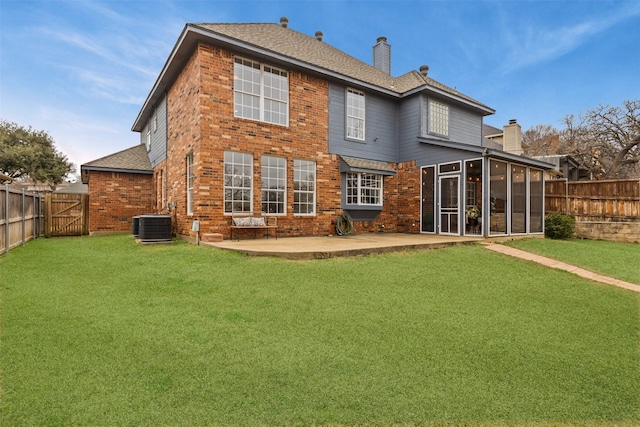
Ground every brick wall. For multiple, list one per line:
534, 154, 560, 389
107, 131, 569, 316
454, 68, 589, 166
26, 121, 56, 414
162, 43, 423, 239
87, 170, 154, 234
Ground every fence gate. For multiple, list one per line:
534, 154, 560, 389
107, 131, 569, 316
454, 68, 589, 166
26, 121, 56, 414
45, 193, 89, 237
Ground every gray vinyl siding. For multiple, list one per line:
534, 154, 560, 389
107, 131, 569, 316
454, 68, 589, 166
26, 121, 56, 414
415, 144, 480, 168
397, 94, 422, 162
328, 82, 397, 162
420, 96, 483, 146
141, 94, 167, 168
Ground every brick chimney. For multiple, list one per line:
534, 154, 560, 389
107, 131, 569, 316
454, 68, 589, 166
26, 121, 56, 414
373, 36, 391, 74
503, 119, 523, 155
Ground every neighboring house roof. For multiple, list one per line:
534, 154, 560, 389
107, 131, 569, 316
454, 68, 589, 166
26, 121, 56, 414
54, 181, 88, 194
81, 144, 152, 176
483, 123, 502, 137
133, 20, 494, 132
0, 173, 13, 184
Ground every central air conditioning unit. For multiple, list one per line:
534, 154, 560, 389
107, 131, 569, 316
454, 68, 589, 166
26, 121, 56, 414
138, 214, 172, 242
132, 216, 140, 237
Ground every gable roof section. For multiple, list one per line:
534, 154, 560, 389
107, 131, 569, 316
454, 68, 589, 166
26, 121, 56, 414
133, 20, 494, 132
81, 144, 152, 175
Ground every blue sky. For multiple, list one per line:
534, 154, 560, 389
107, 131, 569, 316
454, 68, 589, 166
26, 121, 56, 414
1, 0, 639, 174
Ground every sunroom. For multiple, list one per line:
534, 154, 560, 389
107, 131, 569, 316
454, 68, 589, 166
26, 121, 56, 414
419, 143, 553, 237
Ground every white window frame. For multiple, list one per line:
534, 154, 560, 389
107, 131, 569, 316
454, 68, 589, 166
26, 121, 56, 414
234, 57, 289, 126
224, 151, 253, 213
429, 98, 449, 137
294, 160, 316, 216
186, 153, 194, 216
346, 88, 365, 141
346, 172, 383, 206
261, 155, 286, 215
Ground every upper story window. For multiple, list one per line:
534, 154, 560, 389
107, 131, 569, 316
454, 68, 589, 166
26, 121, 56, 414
346, 88, 365, 140
428, 99, 449, 137
234, 57, 288, 126
145, 128, 151, 152
346, 172, 382, 206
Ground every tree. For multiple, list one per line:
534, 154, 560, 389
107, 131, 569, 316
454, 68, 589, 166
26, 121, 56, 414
0, 119, 74, 188
522, 124, 560, 156
559, 100, 640, 179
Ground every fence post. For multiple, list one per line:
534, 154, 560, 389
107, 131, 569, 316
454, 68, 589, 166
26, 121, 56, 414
4, 184, 9, 254
565, 179, 569, 215
44, 193, 52, 238
22, 188, 26, 245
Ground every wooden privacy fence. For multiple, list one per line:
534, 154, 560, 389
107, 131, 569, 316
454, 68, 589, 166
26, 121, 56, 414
1, 185, 89, 254
545, 179, 640, 242
44, 193, 89, 237
1, 185, 44, 253
545, 179, 640, 217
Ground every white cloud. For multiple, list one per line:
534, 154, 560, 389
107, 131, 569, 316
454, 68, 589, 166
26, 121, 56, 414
500, 2, 640, 74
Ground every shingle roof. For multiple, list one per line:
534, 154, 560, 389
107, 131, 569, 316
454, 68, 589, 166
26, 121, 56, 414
340, 156, 397, 175
193, 22, 488, 106
82, 144, 152, 172
133, 20, 494, 132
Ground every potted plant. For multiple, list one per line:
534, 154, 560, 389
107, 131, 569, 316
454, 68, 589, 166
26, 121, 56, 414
466, 205, 481, 229
465, 205, 480, 220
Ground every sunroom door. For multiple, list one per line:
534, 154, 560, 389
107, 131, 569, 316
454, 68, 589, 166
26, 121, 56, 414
439, 176, 460, 235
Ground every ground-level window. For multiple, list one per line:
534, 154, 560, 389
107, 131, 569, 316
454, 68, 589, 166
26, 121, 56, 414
421, 166, 435, 233
186, 154, 194, 215
261, 155, 286, 214
224, 151, 253, 213
530, 169, 544, 233
511, 164, 527, 234
346, 172, 382, 206
490, 160, 507, 234
294, 160, 316, 215
465, 159, 483, 236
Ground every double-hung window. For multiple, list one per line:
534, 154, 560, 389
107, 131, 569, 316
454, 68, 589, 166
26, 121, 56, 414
346, 88, 365, 140
428, 99, 449, 137
234, 57, 288, 126
294, 160, 316, 215
261, 155, 286, 214
224, 151, 253, 213
186, 153, 194, 215
346, 172, 382, 206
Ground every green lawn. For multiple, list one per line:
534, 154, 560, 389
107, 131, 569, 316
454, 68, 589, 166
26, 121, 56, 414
1, 235, 639, 426
505, 238, 640, 284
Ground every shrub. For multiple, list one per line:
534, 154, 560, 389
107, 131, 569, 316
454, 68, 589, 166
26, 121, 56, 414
545, 212, 576, 239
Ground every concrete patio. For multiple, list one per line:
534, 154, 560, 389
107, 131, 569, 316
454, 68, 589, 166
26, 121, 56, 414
201, 233, 484, 260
